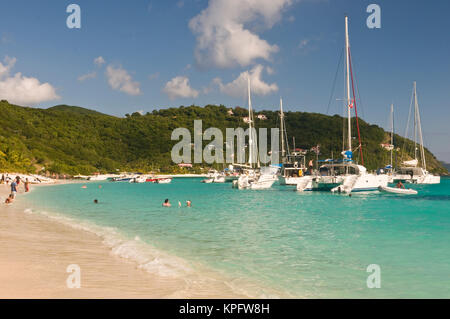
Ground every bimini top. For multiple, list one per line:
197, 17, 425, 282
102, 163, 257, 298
396, 167, 426, 176
319, 162, 367, 176
318, 158, 353, 164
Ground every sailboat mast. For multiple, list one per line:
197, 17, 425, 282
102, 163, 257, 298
413, 81, 418, 163
414, 82, 426, 170
247, 75, 254, 167
345, 16, 352, 153
280, 97, 286, 159
390, 104, 394, 169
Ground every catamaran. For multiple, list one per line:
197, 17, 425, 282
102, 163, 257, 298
391, 82, 440, 184
202, 170, 226, 183
300, 16, 388, 193
233, 77, 279, 190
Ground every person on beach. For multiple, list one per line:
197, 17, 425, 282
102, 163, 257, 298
10, 180, 17, 198
162, 199, 171, 207
16, 176, 21, 185
186, 200, 192, 207
24, 178, 30, 192
396, 181, 405, 189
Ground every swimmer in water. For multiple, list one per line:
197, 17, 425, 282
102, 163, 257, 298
162, 199, 171, 207
186, 200, 192, 207
94, 199, 98, 204
5, 194, 14, 204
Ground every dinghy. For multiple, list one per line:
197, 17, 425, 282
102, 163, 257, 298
378, 186, 418, 195
156, 178, 172, 184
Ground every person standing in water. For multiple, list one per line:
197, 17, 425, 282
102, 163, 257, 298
186, 200, 192, 207
10, 180, 17, 198
24, 178, 30, 192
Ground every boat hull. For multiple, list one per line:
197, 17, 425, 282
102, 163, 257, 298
379, 186, 418, 195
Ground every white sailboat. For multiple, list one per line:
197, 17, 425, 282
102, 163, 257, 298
278, 97, 309, 186
392, 82, 440, 184
233, 77, 278, 190
305, 16, 388, 193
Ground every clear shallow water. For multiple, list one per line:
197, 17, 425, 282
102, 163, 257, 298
24, 177, 450, 298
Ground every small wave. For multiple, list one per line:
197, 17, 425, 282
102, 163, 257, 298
21, 207, 285, 298
28, 209, 192, 279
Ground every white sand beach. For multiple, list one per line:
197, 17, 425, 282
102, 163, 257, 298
0, 180, 244, 299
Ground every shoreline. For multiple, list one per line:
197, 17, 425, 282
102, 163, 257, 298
0, 181, 247, 298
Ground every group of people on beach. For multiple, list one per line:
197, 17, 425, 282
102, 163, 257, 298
2, 174, 30, 204
163, 199, 191, 208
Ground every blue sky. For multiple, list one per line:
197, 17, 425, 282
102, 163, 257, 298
0, 0, 449, 161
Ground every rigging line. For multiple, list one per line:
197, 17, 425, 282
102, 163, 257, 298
326, 47, 344, 115
342, 61, 346, 154
348, 49, 364, 166
352, 62, 365, 121
402, 86, 415, 161
346, 52, 365, 120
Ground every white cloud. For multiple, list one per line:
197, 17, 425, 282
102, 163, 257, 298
94, 56, 106, 66
0, 56, 15, 77
106, 65, 141, 96
214, 64, 278, 98
77, 71, 97, 82
163, 76, 199, 100
0, 56, 59, 106
189, 0, 292, 68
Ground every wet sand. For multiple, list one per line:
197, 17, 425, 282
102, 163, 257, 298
0, 182, 244, 298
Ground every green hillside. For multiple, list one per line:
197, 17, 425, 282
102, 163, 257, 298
0, 100, 446, 175
441, 162, 450, 173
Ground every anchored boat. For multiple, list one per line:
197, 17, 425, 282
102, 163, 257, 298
233, 76, 279, 190
392, 82, 440, 184
307, 16, 388, 193
379, 186, 418, 195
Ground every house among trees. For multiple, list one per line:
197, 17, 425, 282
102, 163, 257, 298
380, 143, 394, 151
257, 114, 267, 120
227, 109, 234, 115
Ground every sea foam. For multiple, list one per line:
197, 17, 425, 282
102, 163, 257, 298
21, 207, 274, 297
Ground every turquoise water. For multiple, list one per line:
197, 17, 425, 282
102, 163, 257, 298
24, 177, 450, 298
